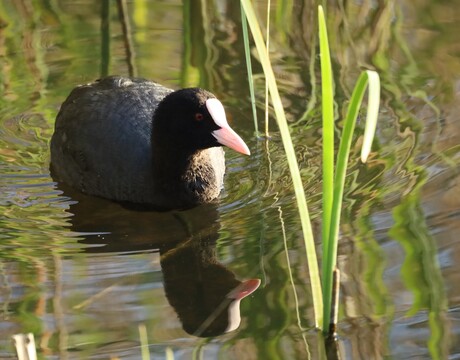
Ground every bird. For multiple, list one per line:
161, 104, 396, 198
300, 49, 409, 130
50, 76, 250, 210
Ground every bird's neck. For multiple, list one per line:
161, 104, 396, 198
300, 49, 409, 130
151, 146, 221, 207
152, 144, 203, 180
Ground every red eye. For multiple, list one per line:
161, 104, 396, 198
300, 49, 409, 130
195, 113, 204, 121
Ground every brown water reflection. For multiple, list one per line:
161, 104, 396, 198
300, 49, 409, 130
61, 186, 260, 338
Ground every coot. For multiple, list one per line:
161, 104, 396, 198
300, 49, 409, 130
50, 76, 250, 209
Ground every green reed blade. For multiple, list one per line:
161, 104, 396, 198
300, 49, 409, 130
318, 4, 341, 330
361, 70, 381, 162
318, 4, 334, 229
241, 0, 323, 329
322, 71, 366, 328
318, 6, 335, 307
240, 3, 259, 136
322, 70, 380, 329
264, 0, 271, 137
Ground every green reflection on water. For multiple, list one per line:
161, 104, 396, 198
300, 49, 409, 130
390, 179, 448, 360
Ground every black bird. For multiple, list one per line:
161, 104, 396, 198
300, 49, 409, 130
50, 76, 250, 209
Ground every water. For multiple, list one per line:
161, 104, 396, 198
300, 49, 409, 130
0, 0, 459, 359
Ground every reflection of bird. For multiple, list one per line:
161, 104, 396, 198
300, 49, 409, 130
50, 76, 250, 209
63, 194, 260, 337
160, 235, 260, 337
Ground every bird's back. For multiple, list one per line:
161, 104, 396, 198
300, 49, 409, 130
50, 76, 172, 204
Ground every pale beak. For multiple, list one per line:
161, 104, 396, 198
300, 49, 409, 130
206, 98, 251, 156
223, 278, 261, 333
227, 279, 261, 301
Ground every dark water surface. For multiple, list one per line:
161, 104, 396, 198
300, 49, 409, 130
1, 1, 459, 359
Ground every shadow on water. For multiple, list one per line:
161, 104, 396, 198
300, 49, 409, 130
56, 183, 260, 338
